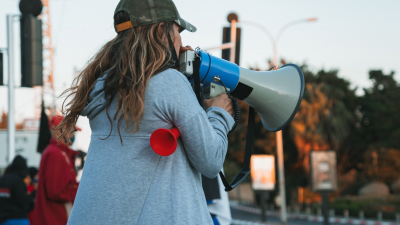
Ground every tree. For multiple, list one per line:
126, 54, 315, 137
0, 111, 7, 129
356, 70, 400, 150
0, 111, 25, 130
290, 66, 357, 173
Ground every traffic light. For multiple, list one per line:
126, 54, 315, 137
20, 14, 43, 87
221, 27, 241, 65
0, 52, 3, 85
19, 0, 43, 87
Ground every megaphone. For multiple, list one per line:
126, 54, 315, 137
151, 50, 304, 155
179, 50, 305, 131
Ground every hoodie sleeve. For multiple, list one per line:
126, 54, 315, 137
177, 107, 234, 178
151, 70, 234, 178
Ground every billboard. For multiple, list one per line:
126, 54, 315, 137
310, 150, 338, 192
250, 155, 275, 190
23, 118, 40, 131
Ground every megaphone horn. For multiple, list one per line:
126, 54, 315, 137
150, 127, 180, 156
234, 64, 304, 131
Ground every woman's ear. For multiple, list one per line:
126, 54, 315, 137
157, 22, 166, 41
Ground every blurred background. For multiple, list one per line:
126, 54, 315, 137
1, 0, 400, 224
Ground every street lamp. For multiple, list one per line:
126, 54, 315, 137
238, 17, 317, 225
239, 17, 317, 67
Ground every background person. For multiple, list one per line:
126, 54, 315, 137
0, 155, 31, 225
59, 0, 234, 224
32, 115, 80, 225
26, 167, 38, 224
26, 168, 38, 195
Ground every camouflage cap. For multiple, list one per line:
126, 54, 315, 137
114, 0, 197, 33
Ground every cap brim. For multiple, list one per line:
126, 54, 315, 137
175, 17, 197, 33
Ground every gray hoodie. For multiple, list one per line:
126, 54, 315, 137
67, 69, 234, 225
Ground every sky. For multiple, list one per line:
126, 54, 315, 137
0, 0, 400, 150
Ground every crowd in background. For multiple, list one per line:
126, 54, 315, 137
0, 115, 83, 225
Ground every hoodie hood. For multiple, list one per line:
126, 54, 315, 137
6, 155, 28, 178
80, 72, 111, 119
29, 167, 38, 179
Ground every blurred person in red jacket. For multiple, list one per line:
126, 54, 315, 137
32, 115, 80, 225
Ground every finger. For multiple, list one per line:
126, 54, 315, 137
224, 98, 232, 106
179, 46, 194, 53
226, 104, 233, 112
219, 93, 229, 100
225, 103, 233, 112
179, 46, 189, 53
215, 94, 224, 101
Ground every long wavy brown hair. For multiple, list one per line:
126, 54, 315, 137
58, 12, 175, 144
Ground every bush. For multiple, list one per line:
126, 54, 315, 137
329, 196, 400, 220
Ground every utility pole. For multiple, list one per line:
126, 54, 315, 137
273, 42, 287, 225
221, 13, 241, 65
6, 0, 43, 163
228, 16, 236, 63
7, 14, 17, 163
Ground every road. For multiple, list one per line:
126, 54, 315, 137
230, 206, 343, 225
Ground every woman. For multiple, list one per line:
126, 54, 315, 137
61, 0, 233, 224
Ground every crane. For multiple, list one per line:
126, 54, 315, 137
34, 0, 55, 118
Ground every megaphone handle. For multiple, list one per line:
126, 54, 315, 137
229, 98, 240, 132
210, 77, 240, 133
219, 106, 255, 191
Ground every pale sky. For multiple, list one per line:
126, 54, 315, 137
1, 0, 400, 150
